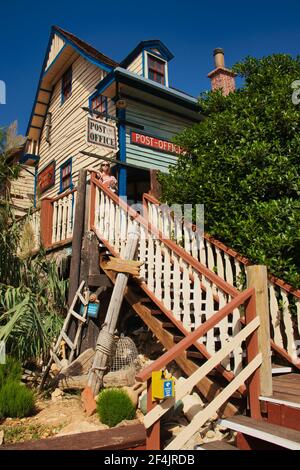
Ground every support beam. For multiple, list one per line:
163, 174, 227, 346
247, 265, 273, 397
68, 170, 87, 306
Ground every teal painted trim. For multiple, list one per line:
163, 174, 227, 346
59, 157, 73, 194
44, 43, 68, 75
95, 72, 115, 93
117, 108, 127, 197
19, 153, 40, 165
26, 26, 55, 136
120, 40, 174, 68
142, 50, 145, 77
54, 30, 113, 73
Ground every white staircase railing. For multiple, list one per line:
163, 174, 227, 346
143, 193, 300, 367
90, 175, 245, 376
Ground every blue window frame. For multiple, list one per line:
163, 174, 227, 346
147, 54, 165, 85
59, 158, 73, 193
61, 66, 72, 104
89, 92, 108, 118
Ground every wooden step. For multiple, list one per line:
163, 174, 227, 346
219, 415, 300, 450
272, 365, 293, 375
199, 440, 239, 451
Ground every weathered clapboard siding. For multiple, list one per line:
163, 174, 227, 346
125, 100, 191, 172
127, 52, 143, 76
45, 34, 65, 71
38, 55, 116, 199
10, 166, 34, 217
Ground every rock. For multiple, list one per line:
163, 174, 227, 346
103, 367, 136, 388
205, 430, 216, 439
138, 390, 147, 415
0, 430, 4, 446
51, 388, 64, 401
169, 425, 181, 436
57, 420, 108, 436
50, 363, 61, 376
182, 393, 203, 422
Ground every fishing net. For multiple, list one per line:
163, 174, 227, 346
110, 334, 139, 372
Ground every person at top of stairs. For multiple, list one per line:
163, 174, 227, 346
96, 161, 118, 193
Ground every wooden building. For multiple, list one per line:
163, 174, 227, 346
19, 26, 202, 212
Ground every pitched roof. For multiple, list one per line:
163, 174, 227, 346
53, 26, 119, 69
120, 40, 174, 68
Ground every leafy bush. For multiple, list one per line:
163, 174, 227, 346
0, 379, 35, 418
0, 124, 66, 363
0, 356, 22, 388
96, 388, 136, 427
159, 54, 300, 288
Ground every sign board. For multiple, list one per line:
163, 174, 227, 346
131, 131, 184, 156
87, 117, 118, 151
163, 380, 173, 398
37, 161, 55, 193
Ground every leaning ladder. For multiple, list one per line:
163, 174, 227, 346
40, 281, 89, 390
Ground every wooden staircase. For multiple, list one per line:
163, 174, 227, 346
86, 174, 300, 450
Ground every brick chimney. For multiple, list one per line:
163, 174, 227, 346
207, 48, 236, 96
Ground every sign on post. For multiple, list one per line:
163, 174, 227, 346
87, 117, 118, 151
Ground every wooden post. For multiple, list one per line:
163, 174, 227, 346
40, 197, 53, 249
146, 379, 160, 450
247, 265, 273, 397
87, 221, 140, 395
245, 290, 262, 419
149, 170, 162, 199
68, 170, 87, 306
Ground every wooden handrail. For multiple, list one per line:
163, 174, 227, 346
135, 287, 255, 383
48, 187, 77, 203
91, 176, 240, 298
143, 192, 300, 299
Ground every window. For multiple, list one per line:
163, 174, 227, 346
91, 94, 107, 118
148, 55, 165, 85
60, 159, 72, 192
61, 66, 72, 104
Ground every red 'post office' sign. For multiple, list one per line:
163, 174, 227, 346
131, 131, 184, 156
37, 161, 55, 193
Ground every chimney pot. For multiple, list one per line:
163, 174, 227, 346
213, 48, 225, 68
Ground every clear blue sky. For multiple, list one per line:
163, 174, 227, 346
1, 0, 300, 135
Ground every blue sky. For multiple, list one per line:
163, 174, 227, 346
1, 0, 300, 134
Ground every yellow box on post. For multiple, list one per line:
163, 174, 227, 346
151, 370, 175, 401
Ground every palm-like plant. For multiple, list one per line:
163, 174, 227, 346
0, 123, 66, 363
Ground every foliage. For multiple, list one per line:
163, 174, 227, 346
0, 356, 22, 389
0, 253, 66, 362
96, 388, 136, 427
159, 54, 300, 287
0, 379, 35, 418
0, 123, 66, 363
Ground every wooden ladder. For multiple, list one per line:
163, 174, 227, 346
40, 281, 89, 389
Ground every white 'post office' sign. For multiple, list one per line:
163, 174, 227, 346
87, 117, 118, 151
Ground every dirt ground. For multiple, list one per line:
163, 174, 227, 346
0, 394, 122, 444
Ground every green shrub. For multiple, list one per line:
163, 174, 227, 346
0, 356, 22, 389
0, 379, 35, 418
96, 388, 135, 427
